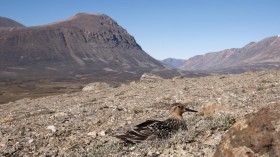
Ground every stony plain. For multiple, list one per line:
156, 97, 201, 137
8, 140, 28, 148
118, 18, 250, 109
1, 71, 280, 156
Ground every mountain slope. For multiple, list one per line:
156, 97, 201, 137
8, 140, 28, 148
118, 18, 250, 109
180, 36, 280, 71
0, 13, 164, 81
0, 16, 25, 27
161, 58, 185, 69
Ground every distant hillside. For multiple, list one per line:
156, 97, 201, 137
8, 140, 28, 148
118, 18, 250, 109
0, 16, 25, 27
180, 35, 280, 72
0, 13, 166, 82
161, 58, 186, 69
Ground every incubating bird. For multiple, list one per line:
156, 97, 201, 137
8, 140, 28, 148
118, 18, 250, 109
114, 103, 198, 144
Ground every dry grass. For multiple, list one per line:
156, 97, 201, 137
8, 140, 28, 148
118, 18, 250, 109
207, 114, 236, 131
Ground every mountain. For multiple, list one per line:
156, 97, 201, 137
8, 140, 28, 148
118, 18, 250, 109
0, 13, 165, 82
0, 16, 25, 27
161, 58, 185, 69
180, 35, 280, 73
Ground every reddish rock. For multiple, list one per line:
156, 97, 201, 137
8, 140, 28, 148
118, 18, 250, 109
214, 104, 280, 157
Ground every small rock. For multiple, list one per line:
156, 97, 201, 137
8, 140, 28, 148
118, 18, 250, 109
147, 151, 160, 157
117, 107, 124, 111
87, 131, 97, 138
53, 112, 68, 117
28, 139, 34, 144
0, 143, 5, 148
99, 130, 106, 136
172, 76, 184, 81
47, 125, 56, 133
129, 146, 136, 151
0, 116, 14, 123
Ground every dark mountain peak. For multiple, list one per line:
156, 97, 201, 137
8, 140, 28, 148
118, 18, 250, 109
41, 13, 125, 39
244, 41, 256, 49
74, 12, 106, 17
69, 12, 110, 22
48, 13, 116, 27
0, 13, 164, 81
0, 16, 25, 27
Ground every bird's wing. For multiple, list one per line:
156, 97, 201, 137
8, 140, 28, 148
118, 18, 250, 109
115, 120, 163, 144
135, 119, 162, 128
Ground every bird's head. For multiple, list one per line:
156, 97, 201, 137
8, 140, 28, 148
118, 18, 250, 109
169, 103, 198, 119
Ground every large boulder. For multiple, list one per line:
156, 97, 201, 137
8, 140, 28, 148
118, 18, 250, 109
82, 82, 111, 92
140, 73, 163, 82
214, 104, 280, 157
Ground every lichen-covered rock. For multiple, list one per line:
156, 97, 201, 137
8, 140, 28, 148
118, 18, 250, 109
214, 104, 280, 157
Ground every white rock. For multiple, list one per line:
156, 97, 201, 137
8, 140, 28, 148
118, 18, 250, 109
99, 130, 106, 136
28, 139, 34, 144
129, 146, 136, 151
54, 112, 68, 117
82, 82, 110, 92
140, 73, 163, 82
47, 125, 56, 133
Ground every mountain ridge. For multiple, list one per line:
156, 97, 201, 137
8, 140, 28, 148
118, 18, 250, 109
162, 35, 280, 73
0, 13, 166, 82
0, 16, 25, 27
180, 35, 280, 71
161, 58, 185, 69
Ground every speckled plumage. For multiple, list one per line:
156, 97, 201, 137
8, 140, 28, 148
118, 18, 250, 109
115, 103, 197, 144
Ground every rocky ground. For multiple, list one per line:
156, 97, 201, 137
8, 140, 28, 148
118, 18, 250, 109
0, 71, 280, 157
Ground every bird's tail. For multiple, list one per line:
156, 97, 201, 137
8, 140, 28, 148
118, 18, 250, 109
114, 130, 149, 144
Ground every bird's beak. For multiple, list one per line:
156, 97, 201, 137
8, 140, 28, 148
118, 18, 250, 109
184, 108, 198, 112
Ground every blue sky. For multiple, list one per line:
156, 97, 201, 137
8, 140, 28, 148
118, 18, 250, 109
1, 0, 280, 60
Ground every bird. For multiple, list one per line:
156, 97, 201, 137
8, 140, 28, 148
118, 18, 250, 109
114, 103, 198, 144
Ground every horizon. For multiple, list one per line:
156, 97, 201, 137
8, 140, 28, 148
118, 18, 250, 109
1, 0, 280, 60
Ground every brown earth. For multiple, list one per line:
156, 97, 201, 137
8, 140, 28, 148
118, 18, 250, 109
0, 81, 84, 104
